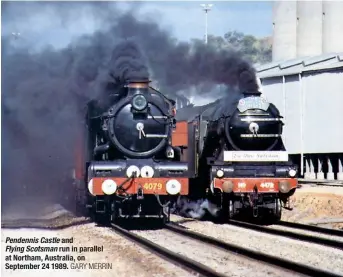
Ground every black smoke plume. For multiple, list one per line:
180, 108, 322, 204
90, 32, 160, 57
1, 1, 258, 217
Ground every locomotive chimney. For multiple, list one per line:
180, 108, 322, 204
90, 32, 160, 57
238, 71, 261, 96
126, 78, 150, 96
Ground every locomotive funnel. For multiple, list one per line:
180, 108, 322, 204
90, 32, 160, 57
126, 79, 150, 97
127, 79, 150, 88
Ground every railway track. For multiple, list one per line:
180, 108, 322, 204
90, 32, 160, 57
298, 179, 343, 187
165, 223, 343, 277
227, 219, 343, 250
112, 222, 341, 277
276, 220, 343, 236
110, 223, 227, 277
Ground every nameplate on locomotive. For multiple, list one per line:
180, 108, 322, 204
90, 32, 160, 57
237, 96, 270, 112
223, 151, 289, 162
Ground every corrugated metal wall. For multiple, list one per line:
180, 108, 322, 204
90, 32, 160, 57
302, 71, 343, 153
260, 70, 343, 154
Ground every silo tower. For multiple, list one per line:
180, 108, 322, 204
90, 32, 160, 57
296, 1, 323, 58
272, 0, 343, 62
322, 1, 343, 53
272, 1, 297, 61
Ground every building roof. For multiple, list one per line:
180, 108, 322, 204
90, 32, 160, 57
256, 52, 343, 79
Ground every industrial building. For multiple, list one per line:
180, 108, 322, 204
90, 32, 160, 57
256, 1, 343, 181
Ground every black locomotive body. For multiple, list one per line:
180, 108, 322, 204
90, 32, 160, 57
77, 79, 189, 224
176, 91, 298, 221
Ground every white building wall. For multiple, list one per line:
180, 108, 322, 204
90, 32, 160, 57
283, 75, 301, 153
260, 70, 343, 154
302, 71, 343, 153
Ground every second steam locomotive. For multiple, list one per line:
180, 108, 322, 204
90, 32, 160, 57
175, 83, 298, 221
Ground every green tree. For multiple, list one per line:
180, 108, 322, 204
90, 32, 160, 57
203, 31, 272, 64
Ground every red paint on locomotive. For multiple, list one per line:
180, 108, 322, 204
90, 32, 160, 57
213, 178, 297, 193
90, 177, 189, 196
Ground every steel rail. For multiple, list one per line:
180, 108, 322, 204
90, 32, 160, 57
165, 223, 342, 277
276, 220, 343, 236
110, 223, 228, 277
227, 219, 343, 250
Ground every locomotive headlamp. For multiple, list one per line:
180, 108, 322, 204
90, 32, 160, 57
216, 170, 224, 178
166, 179, 181, 195
88, 179, 95, 196
132, 94, 148, 111
101, 179, 117, 195
126, 165, 141, 178
278, 180, 291, 194
140, 166, 154, 178
288, 168, 297, 177
166, 146, 174, 159
222, 181, 234, 193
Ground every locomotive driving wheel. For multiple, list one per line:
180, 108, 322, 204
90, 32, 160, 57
228, 199, 235, 221
273, 198, 282, 221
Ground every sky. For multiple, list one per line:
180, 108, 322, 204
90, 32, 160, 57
2, 1, 273, 50
128, 1, 273, 41
129, 1, 272, 40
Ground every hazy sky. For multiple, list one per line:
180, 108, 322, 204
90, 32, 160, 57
2, 1, 273, 50
124, 1, 273, 41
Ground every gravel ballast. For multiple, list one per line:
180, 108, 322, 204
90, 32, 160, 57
171, 215, 343, 276
1, 204, 193, 277
133, 228, 295, 277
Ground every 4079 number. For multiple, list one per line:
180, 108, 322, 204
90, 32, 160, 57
143, 183, 163, 190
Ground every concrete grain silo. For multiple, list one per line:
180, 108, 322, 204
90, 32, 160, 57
260, 1, 343, 181
272, 1, 297, 61
296, 1, 323, 58
272, 0, 343, 61
322, 1, 343, 53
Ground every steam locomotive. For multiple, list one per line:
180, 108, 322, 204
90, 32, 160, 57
175, 88, 298, 221
74, 79, 189, 224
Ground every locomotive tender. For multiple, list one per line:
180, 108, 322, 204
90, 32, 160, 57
175, 85, 298, 221
74, 79, 189, 224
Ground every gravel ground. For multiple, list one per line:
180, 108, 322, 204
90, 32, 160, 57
282, 184, 343, 229
1, 204, 193, 277
170, 214, 343, 276
133, 229, 296, 277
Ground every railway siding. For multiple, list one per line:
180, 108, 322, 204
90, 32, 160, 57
170, 215, 343, 276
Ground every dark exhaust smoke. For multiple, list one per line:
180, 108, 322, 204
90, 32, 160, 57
2, 2, 259, 217
173, 197, 220, 219
109, 40, 150, 82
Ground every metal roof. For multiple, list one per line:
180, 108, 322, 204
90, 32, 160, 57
256, 52, 343, 79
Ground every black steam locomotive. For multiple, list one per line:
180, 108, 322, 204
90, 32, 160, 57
77, 79, 189, 224
176, 88, 298, 221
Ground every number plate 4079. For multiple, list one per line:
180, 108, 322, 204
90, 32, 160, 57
143, 183, 163, 190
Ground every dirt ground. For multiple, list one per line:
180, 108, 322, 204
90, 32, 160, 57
282, 184, 343, 229
1, 203, 192, 277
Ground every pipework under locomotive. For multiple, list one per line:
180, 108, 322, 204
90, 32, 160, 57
77, 79, 189, 224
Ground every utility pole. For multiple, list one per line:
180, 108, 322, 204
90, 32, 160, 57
200, 4, 213, 44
